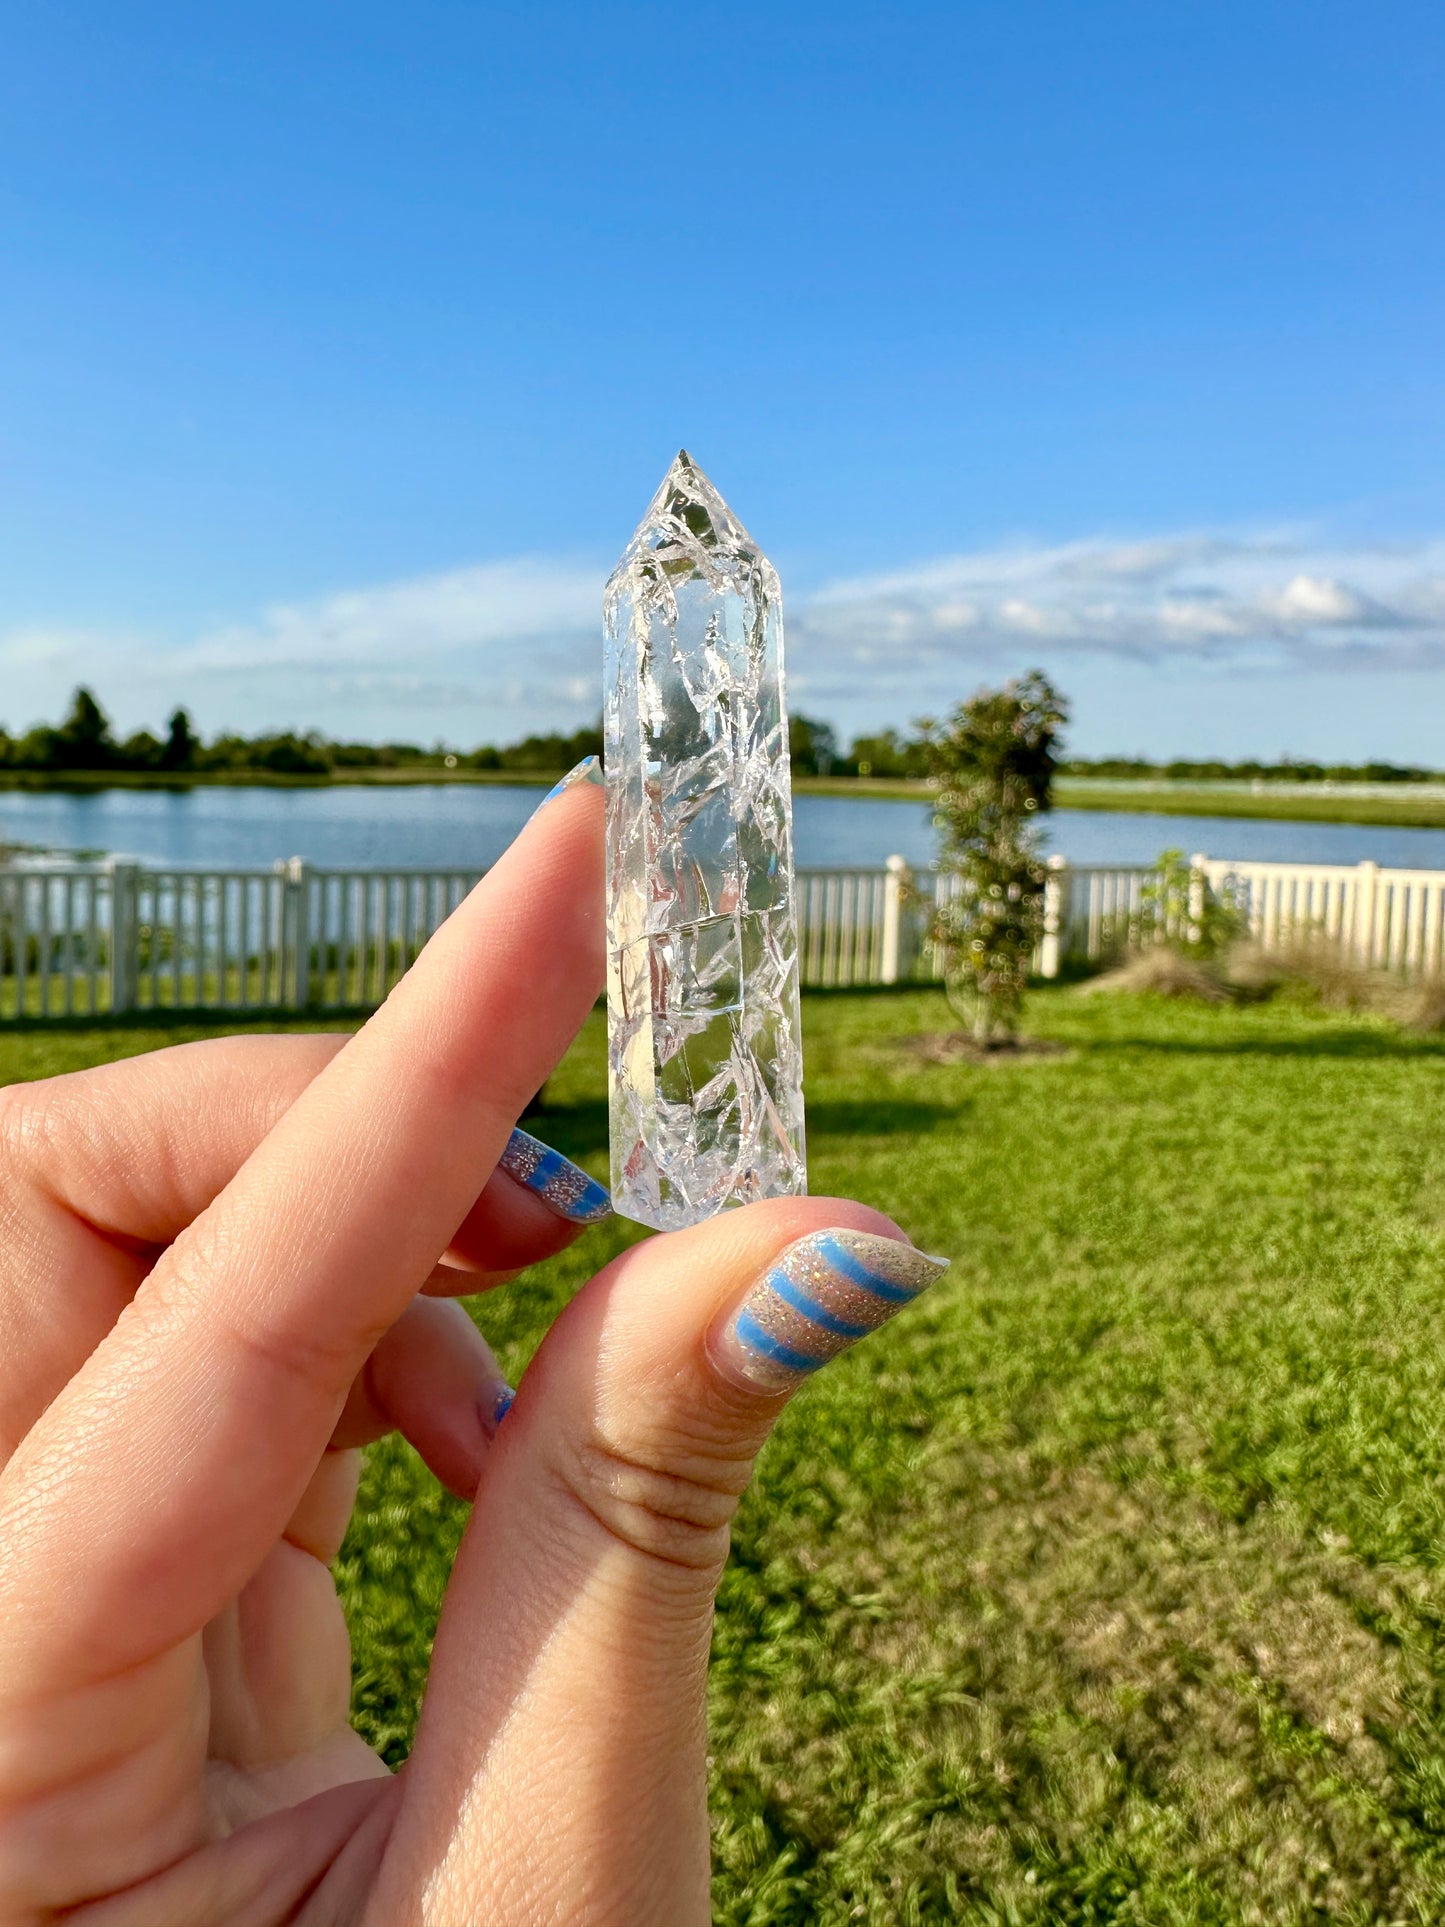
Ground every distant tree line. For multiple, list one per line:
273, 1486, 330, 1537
0, 693, 935, 781
1060, 755, 1440, 784
788, 718, 932, 779
0, 689, 606, 777
787, 719, 1441, 784
1, 689, 1434, 785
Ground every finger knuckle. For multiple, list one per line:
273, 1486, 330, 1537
139, 1214, 390, 1396
549, 1426, 754, 1574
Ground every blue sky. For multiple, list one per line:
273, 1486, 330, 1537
2, 1, 1443, 758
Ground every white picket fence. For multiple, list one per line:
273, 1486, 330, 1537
0, 859, 485, 1020
807, 853, 1445, 985
0, 851, 1439, 1020
1039, 854, 1445, 980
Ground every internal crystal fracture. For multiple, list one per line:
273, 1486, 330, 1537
604, 450, 807, 1231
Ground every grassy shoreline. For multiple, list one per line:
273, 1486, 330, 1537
1054, 780, 1445, 830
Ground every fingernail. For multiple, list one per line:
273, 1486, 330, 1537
499, 1126, 613, 1224
476, 1377, 516, 1442
709, 1229, 948, 1394
537, 755, 603, 807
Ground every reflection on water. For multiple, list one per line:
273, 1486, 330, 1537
0, 784, 1440, 872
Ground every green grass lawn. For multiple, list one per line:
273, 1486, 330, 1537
1054, 779, 1445, 831
6, 991, 1445, 1922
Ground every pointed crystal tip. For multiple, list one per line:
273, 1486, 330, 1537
606, 450, 772, 614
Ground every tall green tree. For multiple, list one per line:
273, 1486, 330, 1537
923, 671, 1068, 1044
53, 687, 116, 769
849, 727, 929, 779
160, 707, 198, 771
788, 714, 840, 776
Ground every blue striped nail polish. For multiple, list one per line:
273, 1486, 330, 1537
712, 1230, 948, 1392
499, 1126, 612, 1224
539, 755, 603, 806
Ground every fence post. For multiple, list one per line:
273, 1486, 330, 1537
108, 861, 139, 1014
1040, 855, 1069, 979
880, 854, 912, 985
1355, 860, 1379, 965
1187, 852, 1208, 949
283, 856, 311, 1008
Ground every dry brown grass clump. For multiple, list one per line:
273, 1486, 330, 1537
1395, 975, 1445, 1032
1078, 933, 1445, 1031
1227, 934, 1391, 1010
1081, 946, 1233, 1003
1229, 934, 1445, 1031
898, 1031, 1070, 1064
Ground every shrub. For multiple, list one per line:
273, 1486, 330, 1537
922, 671, 1068, 1044
1140, 849, 1245, 961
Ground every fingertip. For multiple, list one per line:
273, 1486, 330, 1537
705, 1225, 950, 1398
354, 1298, 517, 1501
647, 1194, 919, 1304
498, 1128, 613, 1226
441, 1155, 603, 1280
448, 1193, 941, 1475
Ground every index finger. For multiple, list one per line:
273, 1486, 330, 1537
0, 773, 605, 1690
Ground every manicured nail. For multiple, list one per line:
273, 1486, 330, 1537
710, 1229, 948, 1394
499, 1126, 612, 1224
491, 1386, 515, 1427
538, 755, 603, 806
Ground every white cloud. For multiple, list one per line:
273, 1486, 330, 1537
0, 558, 610, 739
790, 533, 1445, 692
4, 527, 1445, 745
998, 598, 1051, 634
182, 558, 600, 673
163, 558, 606, 727
1257, 573, 1390, 626
930, 601, 979, 631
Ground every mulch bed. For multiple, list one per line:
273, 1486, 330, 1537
898, 1032, 1071, 1065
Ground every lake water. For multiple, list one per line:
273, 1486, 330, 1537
0, 783, 1442, 873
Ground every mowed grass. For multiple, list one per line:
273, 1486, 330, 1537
6, 991, 1445, 1922
1054, 780, 1445, 830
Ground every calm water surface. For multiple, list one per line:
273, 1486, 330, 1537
0, 785, 1442, 872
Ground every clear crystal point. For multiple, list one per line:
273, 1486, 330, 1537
604, 450, 807, 1231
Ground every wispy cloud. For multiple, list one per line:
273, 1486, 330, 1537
2, 529, 1444, 742
175, 558, 603, 716
0, 560, 604, 737
183, 558, 599, 677
790, 534, 1445, 689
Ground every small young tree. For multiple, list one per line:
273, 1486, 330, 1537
923, 670, 1068, 1044
1139, 848, 1245, 962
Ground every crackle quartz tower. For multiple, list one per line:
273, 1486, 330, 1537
604, 451, 807, 1231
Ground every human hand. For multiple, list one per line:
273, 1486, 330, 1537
0, 774, 945, 1926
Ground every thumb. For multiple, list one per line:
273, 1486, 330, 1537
375, 1197, 948, 1927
